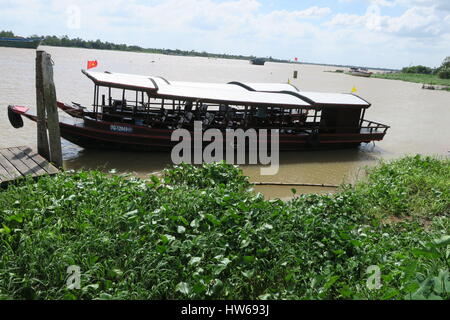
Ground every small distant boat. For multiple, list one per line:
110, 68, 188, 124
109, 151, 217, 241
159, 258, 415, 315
250, 58, 266, 66
0, 37, 42, 49
348, 67, 372, 78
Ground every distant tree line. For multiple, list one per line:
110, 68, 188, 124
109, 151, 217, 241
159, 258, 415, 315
0, 30, 18, 38
437, 57, 450, 79
401, 65, 433, 74
1, 30, 289, 63
402, 57, 450, 79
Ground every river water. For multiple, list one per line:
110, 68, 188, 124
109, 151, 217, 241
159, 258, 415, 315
1, 46, 449, 198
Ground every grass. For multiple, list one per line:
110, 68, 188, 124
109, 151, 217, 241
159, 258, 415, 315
372, 73, 450, 87
0, 155, 449, 300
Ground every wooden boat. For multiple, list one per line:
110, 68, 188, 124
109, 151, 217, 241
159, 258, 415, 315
8, 70, 389, 151
0, 37, 41, 49
250, 58, 266, 66
348, 67, 372, 77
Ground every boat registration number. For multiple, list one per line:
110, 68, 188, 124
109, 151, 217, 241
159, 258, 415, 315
110, 125, 133, 133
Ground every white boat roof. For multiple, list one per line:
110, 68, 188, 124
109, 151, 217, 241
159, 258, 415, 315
229, 82, 299, 92
171, 81, 248, 91
82, 70, 158, 91
297, 91, 370, 107
82, 70, 370, 108
156, 82, 310, 108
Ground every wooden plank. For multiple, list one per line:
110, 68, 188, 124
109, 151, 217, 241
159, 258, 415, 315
0, 161, 13, 183
0, 153, 22, 182
36, 50, 50, 161
0, 148, 33, 176
0, 146, 60, 186
41, 51, 63, 168
18, 146, 59, 175
8, 147, 47, 176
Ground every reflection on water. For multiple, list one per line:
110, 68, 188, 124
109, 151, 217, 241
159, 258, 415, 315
64, 142, 172, 177
63, 140, 382, 199
1, 46, 449, 199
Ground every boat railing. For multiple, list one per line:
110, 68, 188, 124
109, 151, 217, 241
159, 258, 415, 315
360, 119, 390, 134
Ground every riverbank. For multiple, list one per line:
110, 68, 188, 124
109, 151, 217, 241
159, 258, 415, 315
372, 73, 450, 90
0, 155, 448, 300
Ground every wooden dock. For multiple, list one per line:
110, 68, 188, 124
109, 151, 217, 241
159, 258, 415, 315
0, 146, 59, 186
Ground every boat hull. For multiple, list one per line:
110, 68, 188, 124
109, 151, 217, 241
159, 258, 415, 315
0, 38, 41, 49
11, 105, 386, 152
348, 71, 372, 78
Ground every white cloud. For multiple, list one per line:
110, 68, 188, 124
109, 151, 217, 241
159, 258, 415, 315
0, 0, 448, 68
328, 3, 448, 37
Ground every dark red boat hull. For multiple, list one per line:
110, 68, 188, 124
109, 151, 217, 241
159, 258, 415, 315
11, 105, 386, 152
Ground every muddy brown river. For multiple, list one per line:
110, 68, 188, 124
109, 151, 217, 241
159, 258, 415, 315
1, 46, 449, 198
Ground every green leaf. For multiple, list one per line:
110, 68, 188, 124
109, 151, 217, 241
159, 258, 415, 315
189, 257, 202, 266
64, 293, 77, 300
82, 284, 99, 292
190, 219, 200, 228
262, 223, 273, 230
382, 289, 400, 300
6, 215, 23, 223
432, 235, 450, 247
411, 248, 439, 259
177, 226, 186, 234
243, 256, 255, 263
205, 214, 220, 226
0, 225, 11, 234
242, 270, 255, 279
176, 282, 191, 295
112, 269, 123, 278
323, 275, 340, 290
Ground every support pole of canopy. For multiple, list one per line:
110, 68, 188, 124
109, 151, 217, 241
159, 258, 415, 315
360, 108, 366, 127
93, 85, 97, 114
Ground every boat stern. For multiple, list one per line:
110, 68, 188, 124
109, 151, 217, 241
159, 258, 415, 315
7, 105, 35, 128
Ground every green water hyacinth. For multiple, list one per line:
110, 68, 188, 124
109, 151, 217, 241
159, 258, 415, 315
0, 156, 448, 300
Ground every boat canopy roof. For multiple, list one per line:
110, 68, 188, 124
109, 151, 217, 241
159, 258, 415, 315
82, 70, 159, 92
82, 70, 370, 108
229, 82, 300, 92
156, 82, 309, 108
289, 91, 370, 107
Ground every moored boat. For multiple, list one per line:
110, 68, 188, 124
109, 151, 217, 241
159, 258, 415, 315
8, 70, 389, 152
250, 58, 266, 66
0, 37, 42, 49
348, 67, 372, 77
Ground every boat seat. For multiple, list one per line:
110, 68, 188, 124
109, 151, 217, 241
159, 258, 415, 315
203, 112, 215, 128
177, 112, 194, 128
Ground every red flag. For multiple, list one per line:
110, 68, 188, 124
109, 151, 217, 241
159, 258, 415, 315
87, 60, 98, 69
294, 57, 298, 62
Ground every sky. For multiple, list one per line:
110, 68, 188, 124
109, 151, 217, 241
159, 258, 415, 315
1, 0, 449, 69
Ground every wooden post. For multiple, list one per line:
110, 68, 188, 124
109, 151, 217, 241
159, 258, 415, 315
293, 70, 298, 79
36, 50, 63, 168
36, 51, 50, 161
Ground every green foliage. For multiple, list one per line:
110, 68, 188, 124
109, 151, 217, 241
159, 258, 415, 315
379, 57, 450, 83
351, 155, 450, 218
0, 30, 15, 38
438, 66, 450, 79
0, 157, 448, 300
401, 65, 433, 74
372, 72, 450, 87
